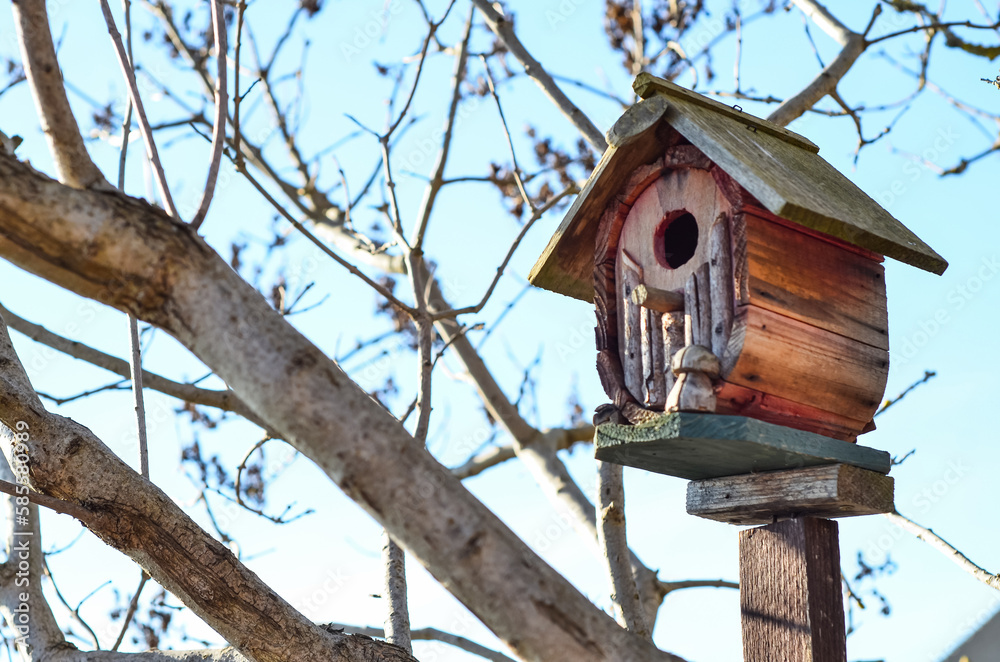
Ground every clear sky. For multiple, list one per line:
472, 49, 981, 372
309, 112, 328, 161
0, 1, 997, 660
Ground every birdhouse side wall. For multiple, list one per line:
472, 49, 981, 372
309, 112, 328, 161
717, 211, 890, 436
736, 211, 889, 350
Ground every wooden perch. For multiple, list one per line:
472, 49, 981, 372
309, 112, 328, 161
630, 284, 685, 313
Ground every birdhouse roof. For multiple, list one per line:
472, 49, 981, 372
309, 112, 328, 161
528, 73, 948, 302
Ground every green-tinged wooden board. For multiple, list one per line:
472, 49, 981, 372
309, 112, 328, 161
594, 412, 890, 480
632, 72, 820, 153
686, 464, 894, 525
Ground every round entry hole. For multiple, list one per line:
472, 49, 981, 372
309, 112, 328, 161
655, 212, 698, 269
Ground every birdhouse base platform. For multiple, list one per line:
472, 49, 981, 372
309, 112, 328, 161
687, 463, 894, 525
595, 412, 890, 480
596, 412, 894, 524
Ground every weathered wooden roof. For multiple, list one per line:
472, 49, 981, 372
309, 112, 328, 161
529, 73, 948, 302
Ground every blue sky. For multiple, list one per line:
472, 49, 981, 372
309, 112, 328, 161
0, 1, 998, 660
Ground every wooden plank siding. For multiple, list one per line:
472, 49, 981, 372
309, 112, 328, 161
742, 211, 889, 351
721, 305, 888, 427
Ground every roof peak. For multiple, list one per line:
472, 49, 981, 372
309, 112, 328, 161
632, 74, 820, 154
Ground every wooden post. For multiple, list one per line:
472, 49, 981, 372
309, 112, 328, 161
739, 517, 846, 662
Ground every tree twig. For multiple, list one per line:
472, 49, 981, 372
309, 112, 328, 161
127, 315, 150, 478
191, 0, 229, 229
876, 370, 936, 417
886, 509, 1000, 590
0, 478, 88, 520
410, 6, 473, 250
0, 301, 271, 430
98, 0, 177, 216
450, 425, 594, 480
431, 184, 578, 321
111, 571, 150, 651
326, 623, 517, 662
767, 1, 874, 127
479, 56, 531, 212
232, 1, 248, 172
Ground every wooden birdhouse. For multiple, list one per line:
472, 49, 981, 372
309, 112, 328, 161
530, 74, 947, 525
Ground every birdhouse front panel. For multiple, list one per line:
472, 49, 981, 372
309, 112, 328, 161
531, 74, 947, 445
616, 167, 731, 409
594, 141, 890, 442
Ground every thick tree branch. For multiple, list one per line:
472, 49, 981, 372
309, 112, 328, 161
381, 531, 411, 653
11, 0, 109, 189
43, 651, 249, 661
0, 153, 681, 662
0, 317, 416, 662
0, 458, 66, 657
470, 0, 608, 152
598, 460, 650, 638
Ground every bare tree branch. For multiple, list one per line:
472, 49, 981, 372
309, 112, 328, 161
0, 477, 88, 521
111, 571, 150, 651
598, 460, 651, 638
0, 312, 417, 662
767, 1, 875, 127
427, 275, 665, 629
98, 0, 177, 215
885, 509, 1000, 591
127, 314, 150, 478
381, 531, 411, 653
0, 459, 67, 657
451, 425, 594, 479
410, 7, 474, 250
470, 0, 608, 152
0, 302, 270, 430
876, 370, 936, 417
190, 0, 229, 229
431, 185, 578, 321
327, 623, 517, 662
658, 579, 739, 595
0, 151, 681, 662
11, 0, 110, 189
